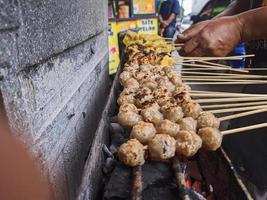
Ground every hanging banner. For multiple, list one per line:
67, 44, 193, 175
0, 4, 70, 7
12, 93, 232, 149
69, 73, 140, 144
108, 22, 120, 75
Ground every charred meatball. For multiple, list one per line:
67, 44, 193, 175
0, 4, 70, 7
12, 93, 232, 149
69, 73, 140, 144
118, 139, 146, 166
178, 117, 197, 132
175, 130, 202, 157
148, 134, 176, 160
134, 91, 154, 108
198, 127, 222, 151
197, 111, 220, 129
130, 121, 156, 144
118, 111, 142, 128
182, 101, 202, 119
156, 119, 180, 138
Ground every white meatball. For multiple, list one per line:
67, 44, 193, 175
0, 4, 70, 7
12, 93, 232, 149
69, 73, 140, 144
124, 78, 140, 90
148, 134, 176, 160
119, 103, 139, 113
178, 117, 197, 132
119, 71, 132, 85
118, 139, 146, 167
182, 101, 202, 119
157, 77, 175, 93
118, 111, 142, 128
175, 130, 202, 157
198, 127, 223, 151
197, 111, 220, 129
156, 120, 180, 138
141, 80, 158, 90
130, 121, 156, 144
163, 106, 184, 123
117, 94, 135, 106
141, 107, 163, 125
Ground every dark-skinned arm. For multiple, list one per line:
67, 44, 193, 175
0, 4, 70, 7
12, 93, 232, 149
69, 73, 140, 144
178, 6, 267, 57
176, 0, 251, 44
215, 0, 251, 18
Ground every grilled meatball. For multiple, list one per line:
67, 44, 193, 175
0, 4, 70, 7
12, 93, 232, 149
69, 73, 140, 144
134, 91, 154, 108
119, 103, 139, 113
178, 117, 197, 132
141, 107, 163, 125
141, 80, 158, 90
175, 130, 202, 157
182, 101, 202, 119
130, 121, 156, 144
117, 93, 135, 106
197, 111, 220, 129
124, 78, 140, 90
198, 127, 222, 151
119, 71, 132, 86
118, 111, 142, 128
156, 119, 180, 137
118, 139, 146, 167
139, 64, 154, 72
160, 99, 178, 113
163, 106, 184, 123
143, 101, 161, 111
173, 89, 192, 105
169, 74, 182, 86
153, 86, 172, 106
148, 134, 176, 160
157, 77, 175, 93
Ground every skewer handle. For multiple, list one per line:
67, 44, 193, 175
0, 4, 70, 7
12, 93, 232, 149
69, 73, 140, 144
210, 105, 267, 114
197, 96, 267, 103
131, 166, 143, 200
219, 108, 267, 121
222, 122, 267, 135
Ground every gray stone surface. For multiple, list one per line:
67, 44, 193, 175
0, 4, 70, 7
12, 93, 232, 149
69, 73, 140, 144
0, 0, 109, 199
18, 0, 108, 68
0, 0, 20, 30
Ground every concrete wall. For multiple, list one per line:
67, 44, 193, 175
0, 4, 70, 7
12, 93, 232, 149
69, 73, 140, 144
0, 0, 109, 199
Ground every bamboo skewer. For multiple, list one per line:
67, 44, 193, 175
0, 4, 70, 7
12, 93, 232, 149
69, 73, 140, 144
197, 96, 267, 103
191, 90, 267, 97
183, 78, 267, 83
222, 122, 267, 135
191, 93, 267, 98
183, 75, 267, 80
177, 62, 248, 73
181, 68, 241, 71
219, 108, 267, 121
181, 71, 242, 76
187, 81, 267, 85
175, 54, 255, 61
210, 105, 267, 114
131, 166, 143, 200
201, 101, 267, 109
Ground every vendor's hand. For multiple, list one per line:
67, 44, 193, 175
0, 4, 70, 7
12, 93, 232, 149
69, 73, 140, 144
177, 16, 243, 57
162, 21, 169, 28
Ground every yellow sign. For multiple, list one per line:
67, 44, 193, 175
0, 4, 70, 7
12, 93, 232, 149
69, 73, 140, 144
108, 22, 120, 75
137, 18, 158, 34
132, 0, 156, 15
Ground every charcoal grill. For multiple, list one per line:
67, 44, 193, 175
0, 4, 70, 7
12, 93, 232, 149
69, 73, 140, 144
77, 57, 254, 200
